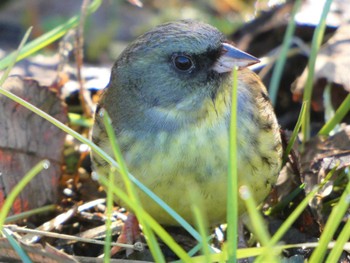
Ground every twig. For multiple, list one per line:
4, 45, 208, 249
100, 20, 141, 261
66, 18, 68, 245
5, 225, 144, 251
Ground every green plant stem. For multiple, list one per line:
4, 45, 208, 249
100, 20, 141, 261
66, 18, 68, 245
0, 27, 32, 85
309, 179, 350, 262
0, 160, 49, 231
5, 205, 56, 224
103, 167, 115, 262
2, 228, 32, 263
191, 197, 211, 262
97, 175, 192, 262
269, 0, 302, 105
302, 0, 333, 143
319, 93, 350, 135
189, 241, 350, 262
227, 67, 239, 263
325, 216, 350, 263
240, 186, 278, 263
0, 0, 101, 70
283, 101, 307, 164
102, 112, 165, 262
258, 167, 337, 255
265, 184, 305, 216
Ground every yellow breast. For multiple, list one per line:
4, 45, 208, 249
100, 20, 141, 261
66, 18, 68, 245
93, 71, 282, 226
112, 81, 281, 225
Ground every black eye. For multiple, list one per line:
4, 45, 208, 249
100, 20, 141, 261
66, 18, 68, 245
173, 54, 194, 72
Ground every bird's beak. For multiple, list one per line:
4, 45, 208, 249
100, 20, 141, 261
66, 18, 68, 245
212, 43, 260, 73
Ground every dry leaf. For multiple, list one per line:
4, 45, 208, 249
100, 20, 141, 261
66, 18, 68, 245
292, 22, 350, 111
0, 237, 77, 263
0, 76, 68, 214
301, 124, 350, 227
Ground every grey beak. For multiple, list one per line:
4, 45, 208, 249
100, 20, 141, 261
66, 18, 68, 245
212, 43, 260, 73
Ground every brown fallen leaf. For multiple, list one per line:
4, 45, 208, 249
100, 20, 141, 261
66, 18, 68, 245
292, 22, 350, 111
0, 237, 77, 263
302, 125, 350, 183
0, 76, 68, 214
301, 124, 350, 227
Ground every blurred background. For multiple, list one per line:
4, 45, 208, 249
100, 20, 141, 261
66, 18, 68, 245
0, 0, 285, 63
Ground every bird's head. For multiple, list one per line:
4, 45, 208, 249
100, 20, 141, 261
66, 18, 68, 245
108, 20, 259, 123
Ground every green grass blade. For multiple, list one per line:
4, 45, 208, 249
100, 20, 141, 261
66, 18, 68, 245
269, 0, 302, 105
98, 175, 193, 262
268, 167, 337, 247
240, 186, 271, 245
102, 111, 165, 262
309, 177, 350, 263
319, 93, 350, 135
301, 0, 333, 142
189, 240, 350, 262
0, 160, 49, 231
185, 235, 215, 257
103, 167, 115, 262
5, 205, 56, 224
325, 215, 350, 263
0, 0, 101, 70
283, 101, 307, 164
68, 113, 93, 128
265, 183, 305, 216
0, 27, 32, 85
102, 111, 139, 203
187, 187, 218, 258
240, 186, 279, 263
2, 228, 32, 263
191, 194, 211, 262
227, 66, 239, 263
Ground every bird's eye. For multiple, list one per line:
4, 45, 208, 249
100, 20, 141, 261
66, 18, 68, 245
173, 54, 194, 72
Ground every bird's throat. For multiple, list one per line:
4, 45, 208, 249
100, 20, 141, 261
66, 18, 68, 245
147, 84, 231, 131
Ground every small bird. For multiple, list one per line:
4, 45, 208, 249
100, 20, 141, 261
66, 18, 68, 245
91, 20, 282, 228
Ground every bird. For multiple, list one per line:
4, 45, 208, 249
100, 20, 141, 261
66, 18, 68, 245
91, 19, 282, 232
